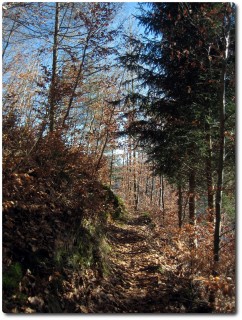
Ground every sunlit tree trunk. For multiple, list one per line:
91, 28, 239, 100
150, 173, 155, 204
206, 130, 214, 222
133, 148, 139, 210
158, 174, 165, 224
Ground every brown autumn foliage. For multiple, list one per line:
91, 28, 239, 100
2, 112, 124, 312
2, 107, 235, 314
147, 204, 235, 313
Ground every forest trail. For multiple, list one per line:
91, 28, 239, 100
101, 214, 167, 313
84, 212, 210, 313
3, 207, 214, 314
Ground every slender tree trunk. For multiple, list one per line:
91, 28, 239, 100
109, 149, 114, 187
178, 184, 183, 228
214, 65, 226, 262
150, 174, 155, 204
161, 175, 165, 223
145, 176, 149, 195
161, 175, 165, 211
121, 146, 127, 199
206, 130, 214, 222
159, 174, 165, 224
79, 108, 90, 142
94, 107, 105, 155
137, 151, 144, 209
95, 130, 109, 172
49, 2, 59, 132
214, 8, 231, 262
189, 170, 196, 225
133, 148, 139, 210
128, 143, 132, 205
126, 146, 130, 204
62, 34, 90, 127
206, 39, 214, 222
158, 176, 162, 209
86, 115, 95, 155
188, 169, 198, 256
89, 100, 115, 168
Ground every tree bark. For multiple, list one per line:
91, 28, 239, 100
150, 173, 155, 204
49, 2, 59, 132
109, 149, 114, 187
189, 170, 196, 225
214, 88, 225, 262
214, 7, 231, 262
161, 175, 165, 212
145, 176, 149, 195
159, 174, 165, 224
95, 130, 109, 172
178, 184, 183, 228
62, 35, 90, 128
133, 148, 139, 210
206, 130, 214, 222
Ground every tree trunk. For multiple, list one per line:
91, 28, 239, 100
95, 130, 109, 172
95, 104, 115, 172
178, 184, 183, 228
133, 148, 139, 210
150, 174, 155, 204
86, 115, 95, 155
214, 7, 231, 262
136, 152, 143, 209
125, 147, 130, 203
214, 73, 226, 262
206, 130, 214, 222
62, 34, 90, 127
159, 174, 165, 224
145, 176, 149, 195
49, 2, 59, 132
189, 170, 196, 225
109, 149, 114, 187
128, 139, 132, 206
161, 175, 165, 212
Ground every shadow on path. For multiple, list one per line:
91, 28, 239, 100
107, 224, 146, 245
88, 213, 213, 313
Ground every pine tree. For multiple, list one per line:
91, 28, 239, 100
120, 3, 235, 260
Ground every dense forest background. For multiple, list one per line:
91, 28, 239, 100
2, 2, 236, 313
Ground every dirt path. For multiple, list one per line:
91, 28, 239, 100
104, 214, 166, 313
3, 210, 212, 313
86, 213, 204, 313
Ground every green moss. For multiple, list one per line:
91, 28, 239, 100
158, 265, 165, 274
223, 193, 235, 222
18, 292, 28, 303
103, 185, 127, 221
98, 237, 112, 276
3, 262, 23, 291
53, 185, 123, 276
54, 223, 111, 276
141, 211, 152, 224
54, 228, 94, 269
141, 211, 150, 218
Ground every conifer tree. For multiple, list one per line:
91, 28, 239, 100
120, 2, 235, 260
